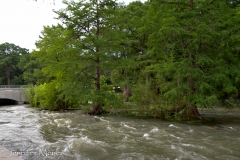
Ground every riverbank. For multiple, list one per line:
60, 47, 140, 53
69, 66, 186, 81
0, 146, 23, 160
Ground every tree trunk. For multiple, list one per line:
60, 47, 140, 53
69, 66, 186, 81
57, 99, 66, 110
88, 55, 103, 115
95, 57, 100, 91
123, 86, 132, 102
186, 102, 203, 120
187, 76, 202, 120
6, 68, 10, 85
88, 3, 103, 115
88, 104, 102, 115
87, 63, 103, 115
185, 0, 201, 119
189, 0, 193, 10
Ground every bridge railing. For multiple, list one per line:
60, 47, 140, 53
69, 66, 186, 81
0, 85, 28, 88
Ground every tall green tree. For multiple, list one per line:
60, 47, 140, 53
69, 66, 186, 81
34, 0, 120, 113
145, 0, 240, 119
111, 1, 150, 101
34, 24, 82, 110
56, 0, 121, 114
0, 42, 28, 85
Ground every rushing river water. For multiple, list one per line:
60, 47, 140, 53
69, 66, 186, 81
0, 105, 240, 160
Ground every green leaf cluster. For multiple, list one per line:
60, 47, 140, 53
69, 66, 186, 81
0, 42, 29, 85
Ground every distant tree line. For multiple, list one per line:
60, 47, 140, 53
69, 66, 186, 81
0, 42, 29, 85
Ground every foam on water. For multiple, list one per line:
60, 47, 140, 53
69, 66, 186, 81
1, 105, 240, 160
143, 133, 149, 137
99, 117, 109, 123
121, 122, 137, 130
169, 134, 182, 140
54, 118, 72, 127
169, 124, 179, 128
150, 127, 159, 132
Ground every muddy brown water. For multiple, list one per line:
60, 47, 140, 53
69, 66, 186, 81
0, 105, 240, 160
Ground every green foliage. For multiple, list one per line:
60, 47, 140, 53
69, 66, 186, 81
87, 75, 123, 110
141, 0, 240, 118
23, 85, 38, 107
0, 42, 29, 85
131, 84, 160, 106
20, 0, 240, 119
29, 0, 123, 112
24, 82, 72, 111
18, 53, 44, 85
37, 82, 59, 110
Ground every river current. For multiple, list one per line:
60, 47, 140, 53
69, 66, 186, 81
0, 105, 239, 160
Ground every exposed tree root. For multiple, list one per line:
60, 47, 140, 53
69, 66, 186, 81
186, 102, 203, 120
88, 104, 102, 115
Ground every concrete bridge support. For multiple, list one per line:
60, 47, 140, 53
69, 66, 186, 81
0, 86, 26, 105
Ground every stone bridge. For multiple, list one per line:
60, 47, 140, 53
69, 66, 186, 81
0, 85, 26, 105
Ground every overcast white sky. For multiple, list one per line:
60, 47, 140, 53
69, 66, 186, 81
0, 0, 146, 51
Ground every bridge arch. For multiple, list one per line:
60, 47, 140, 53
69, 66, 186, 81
0, 86, 26, 105
0, 98, 19, 105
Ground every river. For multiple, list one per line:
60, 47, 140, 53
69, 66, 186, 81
0, 105, 240, 160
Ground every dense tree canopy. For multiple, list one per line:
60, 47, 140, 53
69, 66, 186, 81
144, 0, 240, 119
31, 0, 122, 111
23, 0, 240, 119
0, 43, 29, 85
